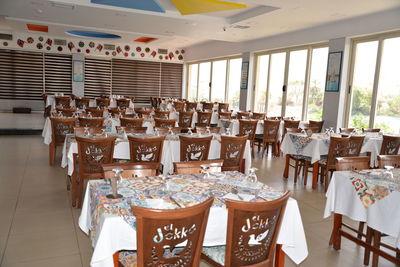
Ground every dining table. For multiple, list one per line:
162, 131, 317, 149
280, 132, 386, 189
61, 133, 252, 176
79, 171, 308, 267
324, 169, 400, 265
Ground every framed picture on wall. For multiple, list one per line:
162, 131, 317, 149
73, 60, 84, 82
240, 62, 249, 89
325, 51, 342, 92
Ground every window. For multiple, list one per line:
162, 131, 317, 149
347, 33, 400, 134
254, 55, 269, 112
186, 56, 242, 109
227, 58, 242, 110
84, 57, 111, 97
210, 60, 227, 102
307, 47, 329, 120
254, 44, 328, 120
187, 64, 198, 101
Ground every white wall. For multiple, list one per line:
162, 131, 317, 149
184, 7, 400, 62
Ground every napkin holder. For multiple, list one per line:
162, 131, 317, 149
106, 168, 124, 199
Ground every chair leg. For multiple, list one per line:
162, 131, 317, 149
49, 143, 55, 166
372, 230, 381, 267
358, 222, 365, 239
364, 226, 373, 266
66, 175, 71, 191
71, 172, 78, 207
303, 161, 309, 186
294, 160, 299, 184
262, 141, 266, 158
283, 155, 290, 178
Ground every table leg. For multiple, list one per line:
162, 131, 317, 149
312, 162, 319, 189
113, 251, 119, 267
275, 244, 285, 267
330, 213, 342, 250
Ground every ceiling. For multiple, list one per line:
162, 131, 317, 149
0, 0, 399, 49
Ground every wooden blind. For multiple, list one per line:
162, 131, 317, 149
84, 57, 111, 97
44, 53, 72, 95
0, 49, 43, 100
112, 59, 160, 104
160, 62, 183, 98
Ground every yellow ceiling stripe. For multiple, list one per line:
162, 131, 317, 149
172, 0, 246, 15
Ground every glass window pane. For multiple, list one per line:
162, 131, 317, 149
211, 60, 227, 102
227, 58, 242, 110
349, 41, 378, 129
198, 62, 211, 101
187, 64, 198, 101
267, 53, 286, 116
286, 49, 307, 119
254, 55, 269, 112
307, 47, 328, 121
375, 37, 400, 134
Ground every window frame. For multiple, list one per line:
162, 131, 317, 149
253, 42, 328, 120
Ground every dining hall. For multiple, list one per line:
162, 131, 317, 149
0, 0, 399, 266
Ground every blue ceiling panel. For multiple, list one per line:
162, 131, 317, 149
66, 30, 121, 39
91, 0, 165, 13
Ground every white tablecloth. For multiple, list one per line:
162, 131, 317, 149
62, 138, 252, 176
79, 186, 308, 267
324, 171, 400, 248
280, 133, 383, 167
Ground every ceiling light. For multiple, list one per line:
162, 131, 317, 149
50, 2, 75, 9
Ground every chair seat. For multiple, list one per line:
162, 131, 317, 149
290, 154, 311, 160
203, 246, 226, 266
119, 251, 137, 267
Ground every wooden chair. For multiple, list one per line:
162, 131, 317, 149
335, 156, 370, 171
102, 162, 160, 179
347, 135, 365, 156
319, 137, 350, 191
309, 120, 324, 133
78, 117, 104, 128
195, 126, 221, 134
73, 136, 116, 207
283, 128, 310, 185
301, 125, 320, 133
174, 101, 186, 112
75, 97, 90, 109
154, 118, 176, 128
377, 155, 400, 168
150, 97, 158, 108
116, 198, 214, 267
128, 135, 165, 163
186, 102, 198, 111
238, 119, 258, 157
74, 126, 105, 135
55, 96, 71, 108
55, 107, 76, 117
96, 98, 110, 108
218, 103, 229, 113
116, 98, 130, 110
339, 128, 355, 133
283, 120, 300, 138
380, 135, 400, 155
49, 117, 77, 165
202, 191, 291, 267
218, 112, 232, 120
256, 120, 281, 157
251, 112, 266, 120
154, 110, 170, 119
362, 128, 381, 133
197, 111, 212, 126
178, 111, 194, 128
174, 159, 224, 174
237, 111, 250, 119
108, 108, 125, 118
202, 102, 214, 111
155, 127, 182, 135
135, 109, 152, 119
220, 135, 247, 172
116, 126, 147, 134
179, 135, 213, 161
85, 108, 104, 117
120, 118, 144, 128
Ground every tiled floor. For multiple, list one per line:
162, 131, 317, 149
0, 135, 397, 266
0, 113, 44, 130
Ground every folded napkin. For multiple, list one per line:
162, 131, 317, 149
142, 199, 176, 209
223, 193, 255, 202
